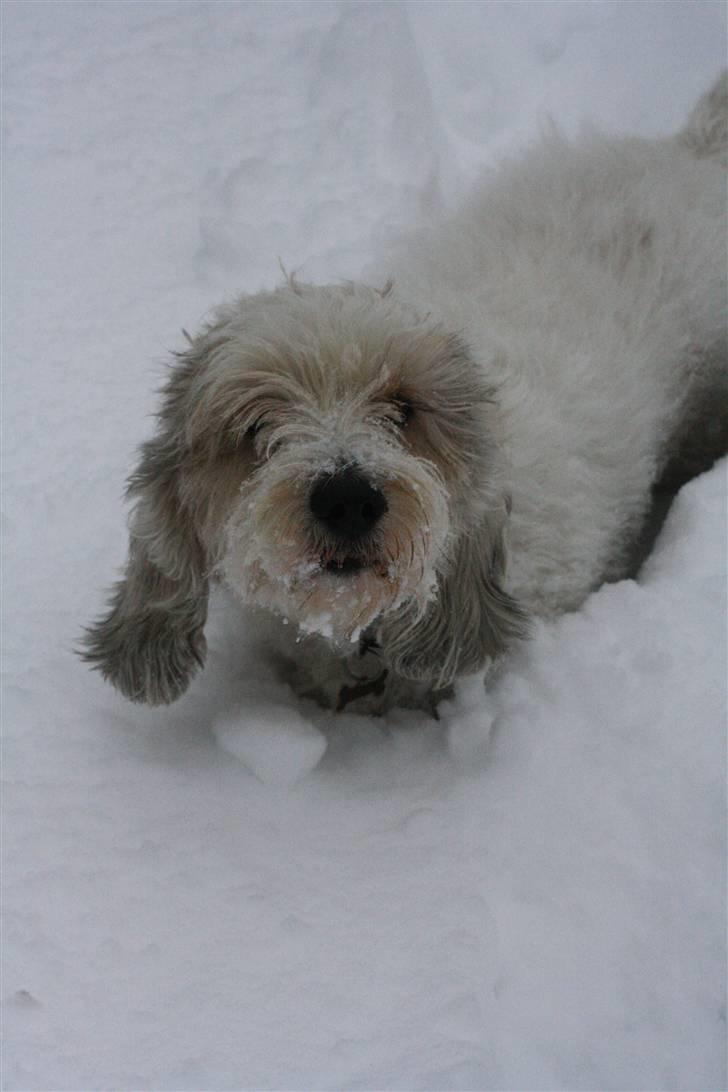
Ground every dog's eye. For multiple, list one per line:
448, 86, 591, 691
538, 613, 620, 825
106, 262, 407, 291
244, 417, 272, 449
392, 399, 414, 428
245, 417, 284, 459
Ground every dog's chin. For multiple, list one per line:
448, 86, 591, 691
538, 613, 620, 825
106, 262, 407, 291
294, 564, 391, 643
229, 550, 414, 644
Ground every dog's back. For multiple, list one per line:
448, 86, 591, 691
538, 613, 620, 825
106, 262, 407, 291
678, 70, 728, 165
663, 72, 728, 487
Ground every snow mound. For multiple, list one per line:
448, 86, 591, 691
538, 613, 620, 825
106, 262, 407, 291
213, 705, 327, 786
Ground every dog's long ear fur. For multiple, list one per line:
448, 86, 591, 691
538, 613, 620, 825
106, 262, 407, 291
380, 503, 528, 689
82, 355, 209, 705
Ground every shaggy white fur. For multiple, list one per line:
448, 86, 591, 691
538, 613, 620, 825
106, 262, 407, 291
380, 109, 727, 617
83, 73, 727, 713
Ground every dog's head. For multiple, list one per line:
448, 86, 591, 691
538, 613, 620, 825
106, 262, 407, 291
83, 281, 525, 704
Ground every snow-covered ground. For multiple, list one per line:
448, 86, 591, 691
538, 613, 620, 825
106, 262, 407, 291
2, 3, 726, 1089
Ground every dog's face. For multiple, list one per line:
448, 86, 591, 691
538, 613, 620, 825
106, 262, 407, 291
83, 281, 525, 705
181, 283, 498, 644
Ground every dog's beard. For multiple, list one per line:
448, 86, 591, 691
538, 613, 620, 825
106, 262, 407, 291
220, 442, 451, 644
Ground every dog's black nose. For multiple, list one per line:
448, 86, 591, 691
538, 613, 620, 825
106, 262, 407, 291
309, 469, 388, 541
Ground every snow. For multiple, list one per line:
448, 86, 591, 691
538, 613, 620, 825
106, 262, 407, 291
213, 705, 327, 788
2, 2, 726, 1089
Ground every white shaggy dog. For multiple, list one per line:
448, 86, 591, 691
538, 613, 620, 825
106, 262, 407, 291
84, 74, 727, 713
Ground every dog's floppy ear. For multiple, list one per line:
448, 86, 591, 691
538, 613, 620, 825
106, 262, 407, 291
380, 501, 528, 689
82, 355, 209, 705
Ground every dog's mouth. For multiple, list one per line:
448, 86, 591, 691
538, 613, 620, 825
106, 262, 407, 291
324, 556, 366, 575
319, 550, 393, 580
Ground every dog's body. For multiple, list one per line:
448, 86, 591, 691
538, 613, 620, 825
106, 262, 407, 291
84, 74, 727, 713
383, 111, 727, 619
